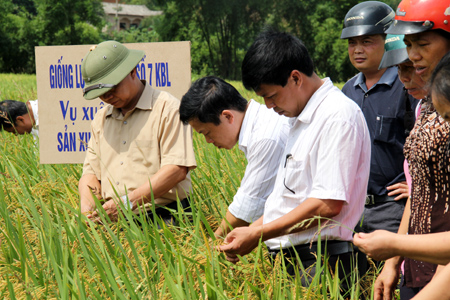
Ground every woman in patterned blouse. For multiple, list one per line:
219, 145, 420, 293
357, 0, 450, 299
354, 51, 450, 300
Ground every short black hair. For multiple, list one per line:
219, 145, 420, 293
180, 76, 248, 125
0, 100, 28, 130
430, 50, 450, 103
242, 29, 314, 91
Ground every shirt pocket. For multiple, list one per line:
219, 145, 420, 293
284, 158, 305, 195
374, 115, 397, 144
128, 140, 157, 175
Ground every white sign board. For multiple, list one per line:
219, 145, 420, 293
35, 41, 191, 164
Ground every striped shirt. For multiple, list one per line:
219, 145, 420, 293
263, 78, 371, 250
228, 100, 290, 223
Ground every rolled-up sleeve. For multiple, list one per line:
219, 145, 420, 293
228, 138, 284, 223
158, 100, 197, 170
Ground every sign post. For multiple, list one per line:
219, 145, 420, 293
35, 41, 191, 164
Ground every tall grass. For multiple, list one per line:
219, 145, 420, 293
0, 74, 376, 299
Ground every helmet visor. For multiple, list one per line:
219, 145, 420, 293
386, 20, 434, 35
379, 48, 409, 69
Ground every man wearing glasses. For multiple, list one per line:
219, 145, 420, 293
78, 41, 196, 224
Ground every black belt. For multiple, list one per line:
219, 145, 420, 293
269, 240, 354, 261
146, 197, 191, 219
365, 194, 397, 206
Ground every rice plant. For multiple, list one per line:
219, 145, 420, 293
0, 73, 377, 299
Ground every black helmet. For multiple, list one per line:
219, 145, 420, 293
341, 1, 395, 39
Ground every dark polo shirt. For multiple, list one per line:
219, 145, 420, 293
342, 67, 419, 197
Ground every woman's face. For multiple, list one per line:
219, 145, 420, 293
398, 61, 427, 100
404, 31, 450, 83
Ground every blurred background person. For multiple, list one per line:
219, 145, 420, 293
0, 99, 39, 140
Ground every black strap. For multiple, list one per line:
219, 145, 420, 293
365, 194, 398, 205
404, 88, 415, 136
83, 83, 116, 95
270, 240, 354, 261
147, 198, 191, 219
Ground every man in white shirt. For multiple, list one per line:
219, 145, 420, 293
180, 76, 289, 238
219, 30, 371, 295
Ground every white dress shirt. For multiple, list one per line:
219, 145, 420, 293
263, 78, 371, 250
228, 100, 290, 223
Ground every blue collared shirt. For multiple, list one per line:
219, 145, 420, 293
342, 67, 419, 196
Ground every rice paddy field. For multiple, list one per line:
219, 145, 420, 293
0, 74, 378, 299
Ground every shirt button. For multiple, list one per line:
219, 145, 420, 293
123, 141, 126, 145
364, 94, 368, 98
120, 161, 123, 165
124, 121, 127, 125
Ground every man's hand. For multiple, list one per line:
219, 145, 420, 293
353, 231, 397, 261
87, 199, 121, 223
214, 210, 250, 239
217, 226, 262, 264
81, 204, 95, 215
387, 181, 409, 200
373, 260, 401, 300
79, 174, 103, 214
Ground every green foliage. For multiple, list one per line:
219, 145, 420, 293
34, 0, 104, 45
268, 0, 360, 83
1, 0, 401, 82
0, 73, 379, 299
155, 0, 270, 80
151, 0, 400, 82
0, 0, 104, 73
103, 27, 160, 44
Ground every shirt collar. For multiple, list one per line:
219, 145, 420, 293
239, 99, 258, 150
293, 77, 334, 125
353, 66, 398, 91
105, 81, 153, 118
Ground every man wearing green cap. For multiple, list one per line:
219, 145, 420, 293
78, 41, 197, 224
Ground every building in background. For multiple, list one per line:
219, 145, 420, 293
102, 0, 163, 31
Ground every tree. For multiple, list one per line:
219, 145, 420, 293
0, 0, 403, 79
0, 0, 105, 73
155, 0, 271, 80
34, 0, 104, 46
0, 0, 40, 73
266, 0, 360, 82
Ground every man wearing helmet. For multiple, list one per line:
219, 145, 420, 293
78, 41, 197, 224
340, 1, 418, 240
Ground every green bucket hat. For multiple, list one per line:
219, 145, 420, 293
378, 34, 409, 70
81, 41, 145, 100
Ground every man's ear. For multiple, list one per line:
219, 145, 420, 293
221, 110, 234, 124
290, 70, 303, 87
15, 115, 25, 125
130, 67, 137, 79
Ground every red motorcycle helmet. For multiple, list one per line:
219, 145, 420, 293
386, 0, 450, 34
